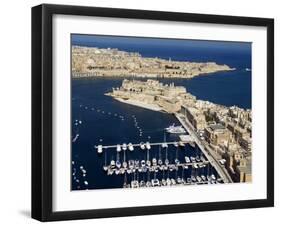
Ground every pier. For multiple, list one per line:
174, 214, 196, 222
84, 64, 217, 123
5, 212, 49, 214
95, 140, 193, 150
95, 138, 223, 188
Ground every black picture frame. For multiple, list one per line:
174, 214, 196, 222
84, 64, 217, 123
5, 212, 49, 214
32, 4, 274, 222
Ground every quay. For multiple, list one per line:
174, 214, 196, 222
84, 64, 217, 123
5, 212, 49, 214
174, 113, 233, 183
95, 140, 193, 150
104, 160, 210, 175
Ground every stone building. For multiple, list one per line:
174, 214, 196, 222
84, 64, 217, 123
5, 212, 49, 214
180, 105, 207, 130
204, 124, 230, 146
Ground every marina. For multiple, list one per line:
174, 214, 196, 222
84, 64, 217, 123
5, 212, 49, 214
95, 138, 223, 188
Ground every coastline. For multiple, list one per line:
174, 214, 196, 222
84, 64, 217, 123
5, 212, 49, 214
109, 96, 166, 113
72, 68, 235, 79
72, 45, 235, 79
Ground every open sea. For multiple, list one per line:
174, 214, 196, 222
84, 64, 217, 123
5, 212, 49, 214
71, 35, 251, 190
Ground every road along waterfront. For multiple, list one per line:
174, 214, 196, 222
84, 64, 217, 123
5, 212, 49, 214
174, 113, 233, 183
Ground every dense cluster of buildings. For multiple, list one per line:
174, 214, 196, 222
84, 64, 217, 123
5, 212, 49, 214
108, 79, 252, 183
72, 46, 233, 79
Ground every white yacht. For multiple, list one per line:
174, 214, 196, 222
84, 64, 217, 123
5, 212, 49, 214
151, 179, 160, 187
110, 160, 115, 167
165, 124, 186, 134
116, 144, 121, 152
140, 142, 145, 150
141, 160, 146, 168
128, 143, 134, 151
103, 165, 108, 171
196, 176, 202, 182
201, 175, 206, 181
211, 174, 216, 180
166, 178, 172, 186
97, 145, 103, 154
146, 142, 151, 150
122, 143, 127, 151
185, 156, 190, 163
122, 161, 128, 168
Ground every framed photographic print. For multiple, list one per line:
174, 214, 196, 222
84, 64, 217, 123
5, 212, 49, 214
32, 4, 274, 221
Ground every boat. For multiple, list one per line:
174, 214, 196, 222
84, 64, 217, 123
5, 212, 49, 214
134, 160, 140, 168
195, 156, 201, 162
175, 159, 180, 165
174, 142, 179, 147
161, 143, 168, 148
122, 161, 128, 168
116, 144, 121, 152
193, 163, 198, 169
190, 156, 196, 163
146, 142, 151, 150
211, 174, 216, 180
146, 181, 152, 187
200, 155, 206, 162
140, 180, 146, 187
165, 159, 169, 166
161, 179, 167, 186
177, 177, 183, 184
128, 160, 134, 169
131, 180, 139, 188
152, 179, 160, 187
146, 160, 151, 167
245, 68, 251, 72
165, 124, 186, 134
128, 143, 134, 151
116, 160, 121, 168
107, 168, 114, 175
97, 145, 103, 154
196, 176, 202, 182
140, 142, 145, 150
166, 178, 172, 186
185, 156, 190, 163
158, 159, 163, 165
110, 160, 115, 167
186, 178, 192, 184
141, 160, 146, 168
152, 158, 157, 166
201, 175, 206, 181
120, 168, 125, 174
179, 141, 185, 147
122, 143, 127, 151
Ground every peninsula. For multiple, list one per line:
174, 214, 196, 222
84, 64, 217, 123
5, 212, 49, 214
72, 46, 234, 79
107, 79, 252, 183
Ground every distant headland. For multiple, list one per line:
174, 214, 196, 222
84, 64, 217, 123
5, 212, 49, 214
72, 46, 235, 79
